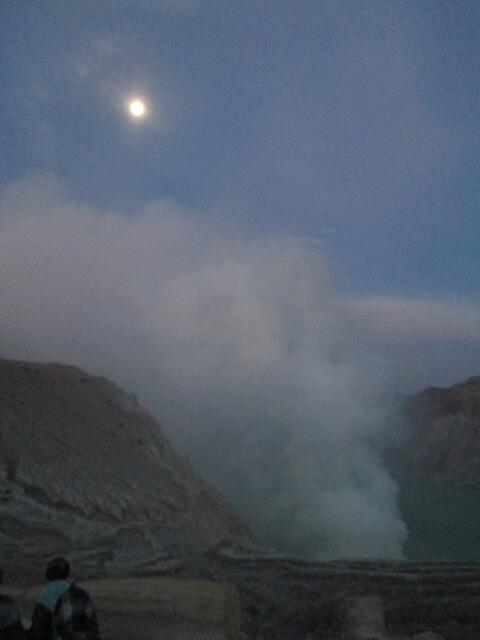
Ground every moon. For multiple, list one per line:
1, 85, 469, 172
128, 99, 146, 118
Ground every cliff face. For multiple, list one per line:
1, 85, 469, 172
401, 376, 480, 486
0, 358, 252, 583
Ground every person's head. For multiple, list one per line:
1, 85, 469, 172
46, 557, 70, 582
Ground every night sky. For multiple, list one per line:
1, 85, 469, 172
1, 2, 478, 286
1, 1, 480, 389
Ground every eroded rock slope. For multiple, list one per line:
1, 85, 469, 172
401, 376, 480, 486
0, 358, 252, 582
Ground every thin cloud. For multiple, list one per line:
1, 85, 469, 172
341, 295, 480, 343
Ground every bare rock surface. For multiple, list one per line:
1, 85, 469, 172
401, 376, 480, 486
83, 576, 240, 640
0, 358, 252, 583
175, 543, 480, 639
334, 595, 385, 639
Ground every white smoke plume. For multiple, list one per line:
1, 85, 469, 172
0, 174, 407, 558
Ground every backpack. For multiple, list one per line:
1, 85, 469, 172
53, 583, 100, 640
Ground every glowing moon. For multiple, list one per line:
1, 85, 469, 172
128, 99, 146, 118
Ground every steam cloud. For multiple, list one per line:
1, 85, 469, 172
0, 175, 407, 558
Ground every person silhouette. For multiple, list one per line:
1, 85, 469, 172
31, 557, 100, 640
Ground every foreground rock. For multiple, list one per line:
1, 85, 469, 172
175, 543, 480, 639
334, 595, 386, 639
0, 358, 252, 583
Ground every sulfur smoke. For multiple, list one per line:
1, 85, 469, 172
0, 175, 407, 558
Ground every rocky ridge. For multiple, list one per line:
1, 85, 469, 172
0, 358, 252, 582
401, 376, 480, 486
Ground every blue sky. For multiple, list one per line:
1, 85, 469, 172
1, 0, 479, 391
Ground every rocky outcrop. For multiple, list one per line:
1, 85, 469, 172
0, 358, 253, 583
176, 543, 480, 639
333, 595, 385, 639
400, 376, 480, 486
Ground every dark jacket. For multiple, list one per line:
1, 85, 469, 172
0, 593, 26, 640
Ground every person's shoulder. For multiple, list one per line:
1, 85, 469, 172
67, 582, 86, 593
58, 582, 93, 604
37, 580, 71, 609
36, 583, 53, 605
